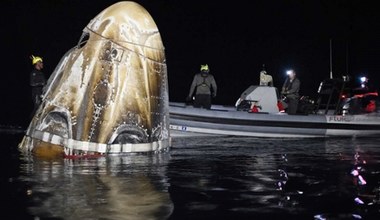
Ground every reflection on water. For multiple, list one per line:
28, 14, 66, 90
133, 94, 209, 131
167, 136, 380, 219
3, 134, 380, 219
18, 152, 173, 220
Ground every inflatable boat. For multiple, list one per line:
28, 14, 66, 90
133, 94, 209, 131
169, 78, 380, 138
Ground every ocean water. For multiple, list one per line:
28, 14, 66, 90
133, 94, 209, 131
2, 133, 380, 220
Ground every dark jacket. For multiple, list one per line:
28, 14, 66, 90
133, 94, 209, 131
30, 69, 46, 87
281, 77, 300, 99
188, 72, 217, 97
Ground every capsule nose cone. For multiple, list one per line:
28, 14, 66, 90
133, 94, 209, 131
19, 1, 171, 155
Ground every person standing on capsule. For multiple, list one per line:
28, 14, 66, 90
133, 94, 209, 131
187, 64, 217, 109
29, 55, 46, 116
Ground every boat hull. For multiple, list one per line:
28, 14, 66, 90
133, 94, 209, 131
169, 102, 380, 138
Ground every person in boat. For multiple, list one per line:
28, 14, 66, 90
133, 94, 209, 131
187, 64, 217, 109
29, 55, 47, 117
259, 70, 274, 86
281, 69, 300, 115
259, 65, 273, 86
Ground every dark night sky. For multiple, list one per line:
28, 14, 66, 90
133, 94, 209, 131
2, 0, 380, 126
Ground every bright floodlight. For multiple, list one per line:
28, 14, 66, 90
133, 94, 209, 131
286, 70, 293, 75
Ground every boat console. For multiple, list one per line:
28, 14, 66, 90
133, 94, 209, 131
235, 86, 280, 113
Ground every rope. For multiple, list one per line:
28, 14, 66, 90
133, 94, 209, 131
84, 27, 166, 64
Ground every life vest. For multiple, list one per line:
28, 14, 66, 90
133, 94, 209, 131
199, 74, 210, 88
365, 100, 376, 113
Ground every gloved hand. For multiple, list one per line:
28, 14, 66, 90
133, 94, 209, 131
186, 96, 191, 102
212, 93, 216, 98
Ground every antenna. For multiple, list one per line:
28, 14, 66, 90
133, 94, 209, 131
346, 41, 349, 75
329, 39, 333, 79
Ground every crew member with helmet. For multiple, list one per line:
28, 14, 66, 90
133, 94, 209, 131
281, 69, 300, 115
187, 64, 217, 109
30, 55, 46, 115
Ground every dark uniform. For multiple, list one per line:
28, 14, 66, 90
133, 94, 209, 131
30, 67, 46, 114
188, 68, 217, 109
281, 76, 300, 115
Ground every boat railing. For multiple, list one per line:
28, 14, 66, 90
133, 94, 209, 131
315, 78, 347, 115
